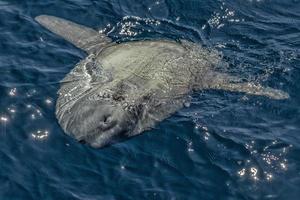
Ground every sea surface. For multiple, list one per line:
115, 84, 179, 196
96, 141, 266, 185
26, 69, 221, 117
0, 0, 299, 199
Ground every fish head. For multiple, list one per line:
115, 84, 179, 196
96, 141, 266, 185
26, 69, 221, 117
56, 87, 148, 148
63, 99, 141, 148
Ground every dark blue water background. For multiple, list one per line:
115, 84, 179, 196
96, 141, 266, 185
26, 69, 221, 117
0, 0, 299, 199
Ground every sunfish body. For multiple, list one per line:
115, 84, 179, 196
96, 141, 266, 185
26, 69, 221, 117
35, 15, 289, 148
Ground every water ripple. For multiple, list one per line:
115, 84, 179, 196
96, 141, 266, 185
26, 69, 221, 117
0, 0, 299, 199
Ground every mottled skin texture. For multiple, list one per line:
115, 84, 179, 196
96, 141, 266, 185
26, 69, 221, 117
36, 15, 289, 148
56, 40, 216, 147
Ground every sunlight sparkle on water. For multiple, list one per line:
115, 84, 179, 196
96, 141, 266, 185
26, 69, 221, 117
250, 167, 259, 181
8, 108, 16, 113
9, 88, 17, 96
207, 1, 244, 30
31, 130, 49, 140
45, 98, 52, 104
266, 173, 273, 181
280, 163, 287, 170
0, 116, 8, 123
204, 132, 210, 140
187, 141, 194, 152
238, 168, 246, 176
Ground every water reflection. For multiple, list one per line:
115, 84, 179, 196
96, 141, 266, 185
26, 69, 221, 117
265, 173, 273, 181
45, 98, 52, 105
99, 15, 161, 38
250, 167, 259, 181
8, 88, 17, 96
31, 130, 49, 140
1, 87, 54, 144
7, 106, 16, 113
193, 119, 292, 184
187, 141, 194, 152
0, 116, 8, 123
207, 1, 244, 29
238, 168, 246, 176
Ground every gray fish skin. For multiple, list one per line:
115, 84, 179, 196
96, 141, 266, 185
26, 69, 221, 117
36, 15, 289, 148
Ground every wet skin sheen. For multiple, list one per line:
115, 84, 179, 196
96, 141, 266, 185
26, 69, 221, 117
35, 15, 289, 148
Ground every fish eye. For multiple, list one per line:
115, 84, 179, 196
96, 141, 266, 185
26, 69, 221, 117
112, 94, 125, 101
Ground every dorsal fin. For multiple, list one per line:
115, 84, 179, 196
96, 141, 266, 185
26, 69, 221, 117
35, 15, 112, 53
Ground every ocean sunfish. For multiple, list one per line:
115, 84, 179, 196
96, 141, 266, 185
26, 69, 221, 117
35, 15, 289, 148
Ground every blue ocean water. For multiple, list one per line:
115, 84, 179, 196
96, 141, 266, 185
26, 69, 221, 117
0, 0, 299, 199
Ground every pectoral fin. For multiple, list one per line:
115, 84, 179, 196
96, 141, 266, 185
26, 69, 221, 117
35, 15, 111, 53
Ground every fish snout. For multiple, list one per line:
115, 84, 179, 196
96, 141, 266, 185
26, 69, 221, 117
67, 102, 136, 148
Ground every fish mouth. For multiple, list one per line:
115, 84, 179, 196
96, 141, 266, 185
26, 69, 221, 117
61, 100, 137, 148
76, 117, 133, 148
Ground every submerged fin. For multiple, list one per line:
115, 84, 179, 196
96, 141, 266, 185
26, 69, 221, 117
217, 82, 289, 100
35, 15, 112, 53
201, 72, 289, 100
